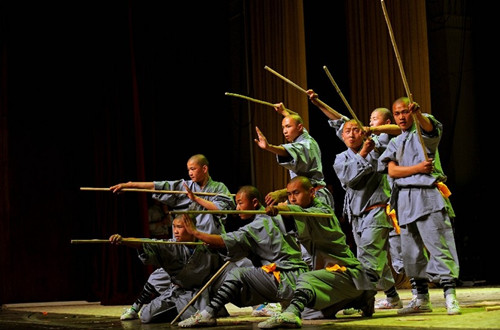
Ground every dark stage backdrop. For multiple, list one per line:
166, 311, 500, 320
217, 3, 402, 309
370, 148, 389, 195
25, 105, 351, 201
0, 0, 491, 305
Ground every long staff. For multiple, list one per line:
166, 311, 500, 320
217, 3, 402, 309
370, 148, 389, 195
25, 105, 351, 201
80, 187, 235, 197
225, 92, 298, 115
323, 65, 366, 133
380, 0, 428, 160
225, 92, 275, 107
170, 260, 232, 324
169, 209, 333, 218
264, 65, 348, 120
70, 238, 203, 245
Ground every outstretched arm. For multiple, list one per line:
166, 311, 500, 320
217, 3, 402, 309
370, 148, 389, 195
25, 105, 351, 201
108, 234, 144, 249
306, 89, 347, 121
368, 124, 402, 136
110, 181, 154, 193
273, 102, 298, 116
254, 126, 289, 157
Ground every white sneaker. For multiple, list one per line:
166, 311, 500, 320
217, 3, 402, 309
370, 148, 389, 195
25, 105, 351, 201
445, 294, 461, 315
397, 295, 433, 315
120, 307, 138, 321
375, 297, 403, 309
178, 310, 216, 328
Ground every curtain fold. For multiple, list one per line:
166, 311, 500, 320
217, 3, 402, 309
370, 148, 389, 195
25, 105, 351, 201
346, 0, 431, 119
247, 0, 309, 196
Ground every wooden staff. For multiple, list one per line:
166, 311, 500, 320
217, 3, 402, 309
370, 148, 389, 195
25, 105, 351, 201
225, 92, 275, 107
170, 209, 333, 218
225, 92, 298, 115
323, 65, 366, 132
80, 187, 235, 197
264, 65, 348, 120
170, 260, 232, 324
71, 238, 203, 245
380, 0, 428, 160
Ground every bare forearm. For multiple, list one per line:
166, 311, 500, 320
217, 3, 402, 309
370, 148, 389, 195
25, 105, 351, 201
192, 231, 225, 248
415, 112, 433, 133
123, 181, 155, 189
370, 124, 401, 136
192, 196, 218, 210
388, 162, 421, 178
265, 144, 289, 157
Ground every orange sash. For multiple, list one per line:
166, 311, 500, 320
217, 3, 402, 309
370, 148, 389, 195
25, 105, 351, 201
436, 182, 452, 198
325, 264, 347, 272
386, 205, 400, 234
261, 263, 281, 283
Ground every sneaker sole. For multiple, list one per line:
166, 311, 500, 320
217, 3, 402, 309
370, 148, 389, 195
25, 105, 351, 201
397, 308, 433, 315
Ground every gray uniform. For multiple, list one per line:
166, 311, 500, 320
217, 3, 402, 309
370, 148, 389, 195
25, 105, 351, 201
378, 114, 459, 284
140, 177, 235, 317
153, 177, 235, 234
278, 129, 335, 210
286, 199, 377, 316
206, 207, 309, 310
330, 118, 404, 275
137, 240, 226, 322
333, 133, 396, 290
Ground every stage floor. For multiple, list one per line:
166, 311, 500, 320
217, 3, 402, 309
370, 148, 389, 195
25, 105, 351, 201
1, 286, 500, 329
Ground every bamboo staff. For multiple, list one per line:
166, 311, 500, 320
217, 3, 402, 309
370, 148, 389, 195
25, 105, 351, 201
323, 65, 366, 132
170, 260, 232, 324
80, 187, 235, 197
225, 92, 298, 115
264, 65, 348, 120
380, 0, 428, 160
70, 238, 204, 245
169, 209, 333, 218
225, 92, 275, 107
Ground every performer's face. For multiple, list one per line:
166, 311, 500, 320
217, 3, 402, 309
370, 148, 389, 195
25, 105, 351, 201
286, 181, 314, 208
172, 218, 194, 242
342, 121, 364, 150
370, 110, 389, 127
392, 101, 413, 131
235, 192, 258, 220
187, 161, 206, 183
281, 117, 302, 142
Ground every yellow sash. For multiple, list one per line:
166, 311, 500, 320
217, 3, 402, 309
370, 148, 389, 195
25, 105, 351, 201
386, 205, 400, 234
436, 182, 452, 198
261, 263, 281, 283
325, 264, 347, 272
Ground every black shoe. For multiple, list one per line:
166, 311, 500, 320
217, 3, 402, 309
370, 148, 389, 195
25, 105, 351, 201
360, 296, 375, 317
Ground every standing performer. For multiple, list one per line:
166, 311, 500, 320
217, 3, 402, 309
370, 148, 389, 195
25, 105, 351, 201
308, 89, 407, 311
379, 97, 461, 315
333, 119, 403, 311
254, 109, 335, 210
108, 216, 228, 323
257, 176, 377, 328
176, 185, 309, 327
110, 154, 236, 321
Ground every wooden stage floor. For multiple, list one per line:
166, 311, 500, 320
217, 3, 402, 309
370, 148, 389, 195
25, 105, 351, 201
1, 286, 500, 329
